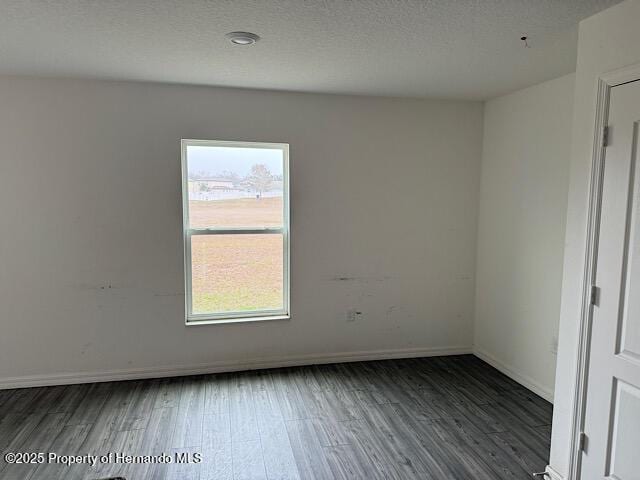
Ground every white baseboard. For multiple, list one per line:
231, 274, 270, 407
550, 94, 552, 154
0, 345, 472, 390
545, 465, 564, 480
473, 347, 554, 403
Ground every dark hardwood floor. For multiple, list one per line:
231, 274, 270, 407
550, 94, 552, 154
0, 355, 552, 480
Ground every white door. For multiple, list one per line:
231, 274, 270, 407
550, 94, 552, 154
582, 79, 640, 480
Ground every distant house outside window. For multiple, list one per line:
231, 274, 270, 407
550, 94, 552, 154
181, 139, 290, 324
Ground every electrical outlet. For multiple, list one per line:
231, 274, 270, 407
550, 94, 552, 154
347, 309, 363, 322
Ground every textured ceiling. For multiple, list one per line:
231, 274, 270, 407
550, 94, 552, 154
0, 0, 621, 99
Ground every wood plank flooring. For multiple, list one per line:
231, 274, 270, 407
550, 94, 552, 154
0, 355, 552, 479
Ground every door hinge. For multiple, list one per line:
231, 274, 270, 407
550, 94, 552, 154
590, 285, 600, 306
603, 126, 610, 147
579, 432, 588, 452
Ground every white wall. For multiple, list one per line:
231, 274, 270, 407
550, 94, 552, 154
474, 73, 575, 402
550, 0, 640, 476
0, 76, 483, 387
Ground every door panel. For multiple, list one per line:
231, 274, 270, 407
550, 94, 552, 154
619, 137, 640, 360
582, 79, 640, 480
609, 379, 640, 479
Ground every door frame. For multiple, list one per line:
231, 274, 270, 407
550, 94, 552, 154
567, 63, 640, 480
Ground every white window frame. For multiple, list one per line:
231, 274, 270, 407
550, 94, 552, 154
181, 139, 290, 325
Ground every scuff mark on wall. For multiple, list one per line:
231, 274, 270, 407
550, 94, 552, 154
385, 305, 405, 324
326, 275, 393, 283
73, 282, 123, 291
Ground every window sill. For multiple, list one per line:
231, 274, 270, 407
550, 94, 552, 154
185, 314, 290, 327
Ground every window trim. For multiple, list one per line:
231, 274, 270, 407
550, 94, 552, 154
181, 139, 290, 325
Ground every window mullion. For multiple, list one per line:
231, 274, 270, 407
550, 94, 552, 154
188, 227, 284, 236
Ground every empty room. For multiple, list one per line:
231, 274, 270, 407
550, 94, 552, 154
1, 1, 640, 479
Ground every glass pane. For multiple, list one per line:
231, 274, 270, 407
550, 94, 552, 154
186, 145, 284, 228
191, 234, 284, 315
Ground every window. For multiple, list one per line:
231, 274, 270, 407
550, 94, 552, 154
181, 139, 290, 324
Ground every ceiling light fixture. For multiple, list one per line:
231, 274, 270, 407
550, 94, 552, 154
226, 31, 261, 46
